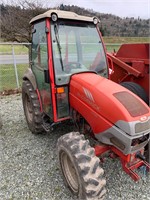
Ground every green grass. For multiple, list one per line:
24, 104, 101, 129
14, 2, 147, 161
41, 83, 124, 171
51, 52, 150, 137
103, 37, 149, 52
0, 37, 148, 54
105, 44, 121, 52
103, 36, 150, 43
0, 64, 28, 91
0, 44, 29, 55
0, 37, 149, 91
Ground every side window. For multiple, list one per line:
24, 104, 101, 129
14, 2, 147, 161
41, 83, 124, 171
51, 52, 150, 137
32, 21, 48, 69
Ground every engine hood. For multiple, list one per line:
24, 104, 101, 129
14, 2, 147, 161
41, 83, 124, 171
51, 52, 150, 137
69, 72, 150, 135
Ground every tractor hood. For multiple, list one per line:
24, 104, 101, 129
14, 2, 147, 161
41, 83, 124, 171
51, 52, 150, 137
69, 72, 150, 136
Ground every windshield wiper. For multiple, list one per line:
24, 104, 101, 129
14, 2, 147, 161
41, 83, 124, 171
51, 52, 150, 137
54, 24, 64, 71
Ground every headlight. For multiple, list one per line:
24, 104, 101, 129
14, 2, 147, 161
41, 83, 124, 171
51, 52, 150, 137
93, 17, 100, 25
51, 13, 58, 22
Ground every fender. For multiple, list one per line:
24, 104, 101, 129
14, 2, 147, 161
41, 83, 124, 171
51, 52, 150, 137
23, 68, 37, 90
70, 72, 150, 133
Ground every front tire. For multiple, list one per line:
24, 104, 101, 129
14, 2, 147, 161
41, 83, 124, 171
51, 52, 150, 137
57, 132, 106, 200
22, 80, 45, 134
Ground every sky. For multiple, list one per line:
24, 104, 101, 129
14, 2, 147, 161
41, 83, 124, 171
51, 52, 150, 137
44, 0, 150, 19
2, 0, 150, 19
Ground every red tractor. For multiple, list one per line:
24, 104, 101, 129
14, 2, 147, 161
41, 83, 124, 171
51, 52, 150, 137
22, 10, 150, 200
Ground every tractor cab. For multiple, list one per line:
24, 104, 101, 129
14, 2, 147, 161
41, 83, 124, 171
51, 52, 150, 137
22, 11, 150, 198
29, 10, 108, 122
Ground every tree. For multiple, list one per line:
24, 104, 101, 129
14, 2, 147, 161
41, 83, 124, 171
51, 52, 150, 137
99, 25, 105, 36
1, 0, 47, 43
0, 1, 149, 40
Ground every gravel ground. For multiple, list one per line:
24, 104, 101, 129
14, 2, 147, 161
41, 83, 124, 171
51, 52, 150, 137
0, 94, 150, 200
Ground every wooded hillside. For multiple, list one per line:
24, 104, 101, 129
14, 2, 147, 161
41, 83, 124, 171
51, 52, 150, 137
60, 4, 149, 37
0, 3, 149, 43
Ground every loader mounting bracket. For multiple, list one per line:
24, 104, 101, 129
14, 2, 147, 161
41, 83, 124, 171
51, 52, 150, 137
94, 144, 150, 181
121, 159, 150, 181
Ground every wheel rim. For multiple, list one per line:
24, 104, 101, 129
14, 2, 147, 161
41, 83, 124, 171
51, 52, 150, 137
24, 94, 33, 123
60, 151, 79, 193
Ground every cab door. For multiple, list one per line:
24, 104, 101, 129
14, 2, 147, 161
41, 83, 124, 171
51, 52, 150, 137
31, 20, 53, 119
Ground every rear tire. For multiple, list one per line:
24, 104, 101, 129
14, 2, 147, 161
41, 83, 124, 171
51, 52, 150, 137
120, 82, 148, 105
22, 80, 45, 134
57, 132, 106, 200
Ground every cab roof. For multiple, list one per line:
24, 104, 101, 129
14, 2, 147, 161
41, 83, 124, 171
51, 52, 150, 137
30, 9, 93, 24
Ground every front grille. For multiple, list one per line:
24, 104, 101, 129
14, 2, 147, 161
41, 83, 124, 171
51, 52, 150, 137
135, 119, 150, 133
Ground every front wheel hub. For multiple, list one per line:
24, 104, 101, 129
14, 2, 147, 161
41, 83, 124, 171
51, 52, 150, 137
60, 150, 79, 193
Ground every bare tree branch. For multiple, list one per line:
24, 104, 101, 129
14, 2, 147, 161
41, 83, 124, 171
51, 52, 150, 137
1, 0, 47, 43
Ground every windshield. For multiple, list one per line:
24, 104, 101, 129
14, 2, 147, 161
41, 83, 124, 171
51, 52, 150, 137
51, 21, 108, 85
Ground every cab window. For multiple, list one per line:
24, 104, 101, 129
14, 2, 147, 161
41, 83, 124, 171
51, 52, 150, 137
32, 21, 48, 69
